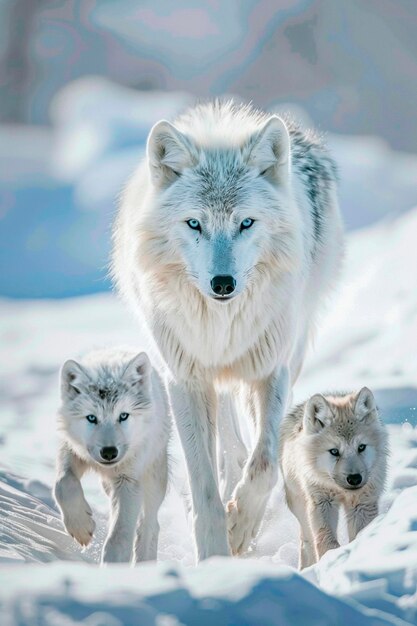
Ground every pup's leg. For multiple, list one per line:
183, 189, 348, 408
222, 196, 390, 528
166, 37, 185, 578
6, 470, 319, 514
285, 485, 315, 569
299, 530, 316, 569
227, 366, 289, 555
102, 477, 141, 564
54, 446, 95, 546
345, 500, 379, 542
169, 379, 229, 561
134, 451, 168, 562
308, 494, 340, 560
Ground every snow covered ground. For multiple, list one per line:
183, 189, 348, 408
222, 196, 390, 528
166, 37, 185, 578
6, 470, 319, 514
1, 208, 417, 624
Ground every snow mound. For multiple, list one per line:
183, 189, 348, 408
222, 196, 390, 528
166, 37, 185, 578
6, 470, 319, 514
300, 206, 417, 400
0, 544, 409, 625
0, 470, 88, 564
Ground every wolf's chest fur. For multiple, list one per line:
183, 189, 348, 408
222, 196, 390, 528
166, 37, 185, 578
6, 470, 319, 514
150, 277, 297, 381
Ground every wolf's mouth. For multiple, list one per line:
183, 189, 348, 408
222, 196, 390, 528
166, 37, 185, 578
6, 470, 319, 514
211, 295, 235, 303
98, 459, 120, 466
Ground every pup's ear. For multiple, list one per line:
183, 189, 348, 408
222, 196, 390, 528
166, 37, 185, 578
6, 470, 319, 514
61, 360, 90, 400
355, 387, 377, 420
123, 352, 150, 388
303, 394, 332, 433
242, 115, 290, 184
147, 120, 197, 187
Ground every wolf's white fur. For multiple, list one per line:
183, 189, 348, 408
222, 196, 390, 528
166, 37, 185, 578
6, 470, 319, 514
54, 347, 170, 564
279, 388, 389, 569
113, 100, 343, 560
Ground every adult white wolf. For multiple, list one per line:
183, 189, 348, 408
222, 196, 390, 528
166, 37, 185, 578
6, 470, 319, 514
113, 100, 343, 561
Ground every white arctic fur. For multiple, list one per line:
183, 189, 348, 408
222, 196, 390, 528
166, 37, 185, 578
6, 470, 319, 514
113, 100, 343, 560
279, 388, 389, 569
54, 347, 170, 564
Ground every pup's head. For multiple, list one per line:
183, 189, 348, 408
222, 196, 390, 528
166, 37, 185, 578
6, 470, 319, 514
303, 388, 385, 491
59, 352, 152, 467
143, 103, 300, 304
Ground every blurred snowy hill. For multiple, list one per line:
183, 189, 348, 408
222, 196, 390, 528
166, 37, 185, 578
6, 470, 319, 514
0, 83, 192, 298
1, 78, 417, 298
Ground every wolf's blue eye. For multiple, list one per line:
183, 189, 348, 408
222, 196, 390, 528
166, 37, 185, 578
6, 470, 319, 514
86, 415, 98, 424
329, 448, 340, 457
119, 412, 129, 422
186, 219, 201, 231
240, 218, 254, 231
358, 444, 366, 453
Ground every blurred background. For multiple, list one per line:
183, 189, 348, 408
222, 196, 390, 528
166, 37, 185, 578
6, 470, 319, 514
1, 0, 417, 298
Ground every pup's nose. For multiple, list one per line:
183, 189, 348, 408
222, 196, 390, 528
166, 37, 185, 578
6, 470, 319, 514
210, 275, 236, 296
100, 446, 118, 462
347, 473, 362, 486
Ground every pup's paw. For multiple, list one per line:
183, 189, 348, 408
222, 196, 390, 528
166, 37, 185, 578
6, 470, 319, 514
62, 500, 95, 547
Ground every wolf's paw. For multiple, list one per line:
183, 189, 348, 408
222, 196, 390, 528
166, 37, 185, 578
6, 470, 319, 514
62, 500, 95, 547
227, 498, 260, 556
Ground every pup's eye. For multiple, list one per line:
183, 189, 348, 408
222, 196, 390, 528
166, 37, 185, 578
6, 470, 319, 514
358, 443, 366, 453
186, 219, 201, 232
329, 448, 340, 457
86, 414, 98, 424
119, 412, 129, 422
240, 218, 254, 231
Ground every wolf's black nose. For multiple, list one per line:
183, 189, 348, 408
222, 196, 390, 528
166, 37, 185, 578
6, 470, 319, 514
211, 275, 236, 296
100, 446, 118, 462
347, 473, 362, 486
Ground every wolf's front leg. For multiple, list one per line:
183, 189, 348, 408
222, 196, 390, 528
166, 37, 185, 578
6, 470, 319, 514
345, 500, 379, 542
308, 495, 340, 560
169, 379, 229, 562
217, 393, 248, 503
227, 367, 289, 555
134, 452, 168, 563
54, 447, 95, 546
102, 478, 142, 564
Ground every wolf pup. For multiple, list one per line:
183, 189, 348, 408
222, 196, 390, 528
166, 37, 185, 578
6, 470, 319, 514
113, 100, 343, 560
279, 387, 388, 569
54, 347, 170, 564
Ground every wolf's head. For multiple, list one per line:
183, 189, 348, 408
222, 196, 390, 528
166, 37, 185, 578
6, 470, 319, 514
302, 388, 386, 490
142, 102, 300, 304
59, 351, 152, 467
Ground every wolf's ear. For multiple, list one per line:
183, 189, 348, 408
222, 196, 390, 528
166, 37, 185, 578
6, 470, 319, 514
243, 116, 290, 184
61, 360, 90, 400
123, 352, 150, 388
303, 394, 332, 433
147, 120, 197, 187
355, 387, 377, 421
